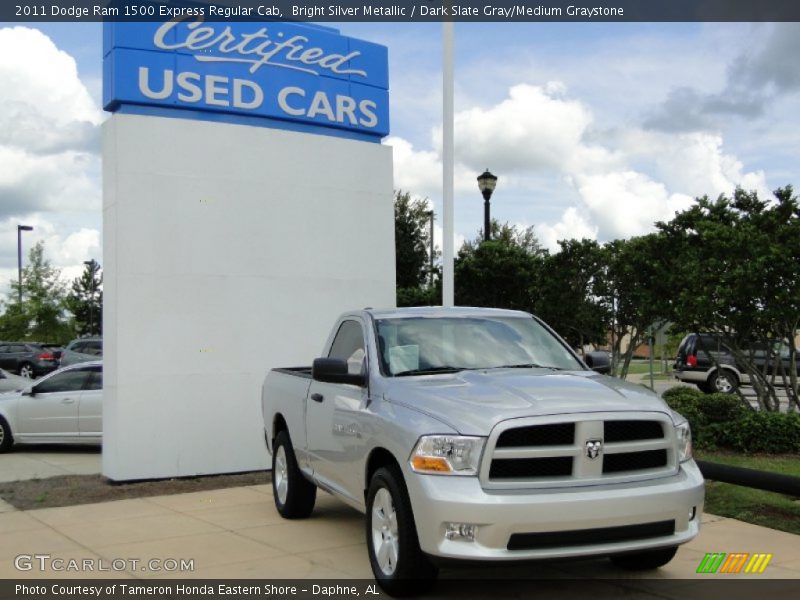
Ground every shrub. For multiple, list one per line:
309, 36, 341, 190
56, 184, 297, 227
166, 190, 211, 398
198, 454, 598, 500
698, 393, 751, 423
662, 386, 704, 403
662, 387, 798, 453
716, 413, 800, 454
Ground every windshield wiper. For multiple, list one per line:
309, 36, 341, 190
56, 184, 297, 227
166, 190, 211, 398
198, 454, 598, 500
493, 363, 566, 371
394, 366, 472, 377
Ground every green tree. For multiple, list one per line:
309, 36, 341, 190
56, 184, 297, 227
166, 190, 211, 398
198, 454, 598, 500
601, 235, 673, 378
394, 190, 438, 306
455, 222, 544, 311
0, 241, 72, 343
534, 239, 608, 351
657, 187, 800, 410
65, 261, 103, 337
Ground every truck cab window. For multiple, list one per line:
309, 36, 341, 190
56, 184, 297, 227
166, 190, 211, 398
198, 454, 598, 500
328, 320, 366, 375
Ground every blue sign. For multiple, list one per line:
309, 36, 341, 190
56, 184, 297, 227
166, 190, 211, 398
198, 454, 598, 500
103, 19, 389, 142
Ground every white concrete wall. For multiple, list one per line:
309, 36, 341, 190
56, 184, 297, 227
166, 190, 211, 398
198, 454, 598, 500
103, 114, 395, 481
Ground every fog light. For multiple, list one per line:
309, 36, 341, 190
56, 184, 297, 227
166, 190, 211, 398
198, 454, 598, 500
445, 522, 477, 541
689, 506, 697, 521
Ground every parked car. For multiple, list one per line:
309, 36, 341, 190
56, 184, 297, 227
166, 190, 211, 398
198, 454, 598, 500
0, 342, 59, 378
0, 361, 102, 452
0, 368, 29, 393
673, 333, 800, 393
59, 338, 102, 367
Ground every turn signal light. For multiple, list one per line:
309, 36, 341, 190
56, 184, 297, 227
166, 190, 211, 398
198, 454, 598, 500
410, 456, 451, 472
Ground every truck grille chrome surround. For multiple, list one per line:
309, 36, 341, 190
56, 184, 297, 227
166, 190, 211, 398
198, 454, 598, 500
480, 412, 677, 490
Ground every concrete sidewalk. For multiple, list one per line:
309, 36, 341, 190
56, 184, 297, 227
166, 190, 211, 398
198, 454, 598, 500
0, 485, 798, 589
0, 446, 101, 483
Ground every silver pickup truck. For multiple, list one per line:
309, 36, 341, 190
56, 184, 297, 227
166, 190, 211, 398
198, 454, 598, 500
261, 307, 704, 595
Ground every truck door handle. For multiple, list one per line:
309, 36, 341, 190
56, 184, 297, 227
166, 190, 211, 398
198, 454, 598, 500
61, 398, 75, 404
311, 393, 324, 403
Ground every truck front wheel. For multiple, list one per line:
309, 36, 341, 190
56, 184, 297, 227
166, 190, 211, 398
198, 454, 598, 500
610, 546, 678, 570
366, 466, 438, 596
272, 430, 316, 519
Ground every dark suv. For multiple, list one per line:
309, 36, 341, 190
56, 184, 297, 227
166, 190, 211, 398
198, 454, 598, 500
674, 333, 800, 394
0, 342, 60, 378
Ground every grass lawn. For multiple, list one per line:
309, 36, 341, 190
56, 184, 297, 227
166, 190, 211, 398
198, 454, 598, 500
625, 361, 671, 376
696, 450, 800, 535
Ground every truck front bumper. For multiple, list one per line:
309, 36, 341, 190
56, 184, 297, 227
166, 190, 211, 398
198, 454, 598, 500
406, 460, 704, 561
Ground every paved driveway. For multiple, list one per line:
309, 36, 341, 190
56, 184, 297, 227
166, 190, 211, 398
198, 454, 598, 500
0, 445, 101, 483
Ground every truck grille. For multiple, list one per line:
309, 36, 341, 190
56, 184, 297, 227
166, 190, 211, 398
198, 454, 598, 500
481, 413, 676, 489
604, 420, 663, 442
496, 423, 575, 447
490, 457, 573, 479
603, 449, 668, 473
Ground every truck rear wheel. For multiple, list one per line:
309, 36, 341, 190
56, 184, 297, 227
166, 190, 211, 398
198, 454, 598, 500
272, 430, 316, 519
610, 546, 678, 570
366, 466, 438, 596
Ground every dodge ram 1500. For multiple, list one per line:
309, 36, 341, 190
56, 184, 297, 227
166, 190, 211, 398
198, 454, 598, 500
261, 307, 704, 595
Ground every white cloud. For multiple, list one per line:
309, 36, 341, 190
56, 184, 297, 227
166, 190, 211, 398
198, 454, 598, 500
0, 28, 100, 122
571, 171, 694, 240
538, 207, 598, 252
0, 26, 102, 221
385, 135, 478, 209
386, 137, 441, 197
391, 81, 768, 248
446, 83, 595, 173
619, 130, 769, 199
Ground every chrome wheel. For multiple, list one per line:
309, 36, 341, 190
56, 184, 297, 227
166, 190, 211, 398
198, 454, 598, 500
713, 371, 736, 393
371, 487, 399, 576
19, 365, 33, 378
274, 445, 288, 505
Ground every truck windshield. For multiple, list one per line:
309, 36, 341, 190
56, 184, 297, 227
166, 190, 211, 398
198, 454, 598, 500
375, 316, 584, 376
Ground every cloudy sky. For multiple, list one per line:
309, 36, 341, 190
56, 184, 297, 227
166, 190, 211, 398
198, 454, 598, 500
1, 20, 798, 297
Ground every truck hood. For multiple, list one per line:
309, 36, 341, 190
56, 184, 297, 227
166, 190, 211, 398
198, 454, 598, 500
382, 369, 673, 435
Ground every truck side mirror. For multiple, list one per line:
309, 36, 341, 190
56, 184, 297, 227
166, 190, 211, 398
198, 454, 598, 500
312, 358, 366, 386
585, 351, 611, 375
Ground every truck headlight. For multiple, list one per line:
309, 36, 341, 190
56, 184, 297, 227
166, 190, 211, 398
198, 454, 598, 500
409, 435, 485, 476
675, 421, 692, 463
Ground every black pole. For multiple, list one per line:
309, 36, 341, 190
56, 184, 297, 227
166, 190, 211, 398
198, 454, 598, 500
483, 191, 491, 242
697, 460, 800, 497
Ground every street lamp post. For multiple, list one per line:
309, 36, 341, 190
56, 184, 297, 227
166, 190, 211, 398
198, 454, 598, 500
17, 225, 33, 304
83, 259, 97, 336
477, 169, 498, 242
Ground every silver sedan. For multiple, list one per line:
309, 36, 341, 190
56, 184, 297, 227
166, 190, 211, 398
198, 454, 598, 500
0, 362, 102, 452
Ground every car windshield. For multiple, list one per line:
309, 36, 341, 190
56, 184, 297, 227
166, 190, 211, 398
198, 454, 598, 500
375, 316, 583, 376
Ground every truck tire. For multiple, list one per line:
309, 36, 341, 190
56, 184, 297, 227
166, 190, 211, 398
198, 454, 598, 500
272, 430, 316, 519
709, 369, 738, 394
366, 466, 438, 596
610, 546, 678, 570
0, 417, 13, 453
